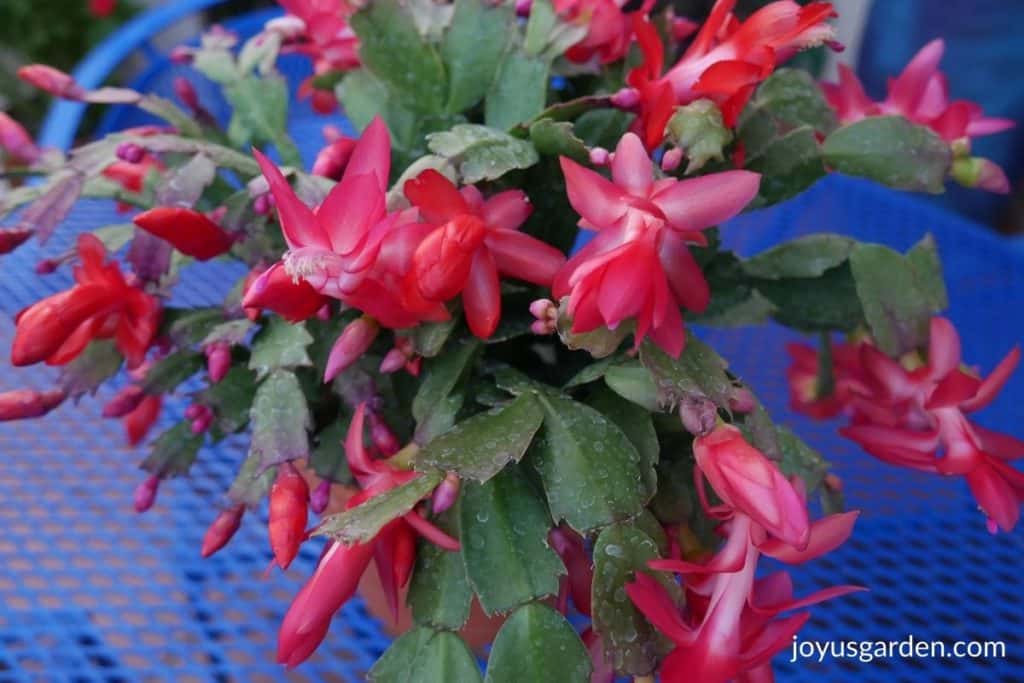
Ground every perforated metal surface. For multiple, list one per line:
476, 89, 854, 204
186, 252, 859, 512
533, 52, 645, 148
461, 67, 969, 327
5, 5, 1024, 681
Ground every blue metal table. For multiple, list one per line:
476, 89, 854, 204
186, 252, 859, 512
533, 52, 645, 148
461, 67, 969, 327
3, 2, 1023, 681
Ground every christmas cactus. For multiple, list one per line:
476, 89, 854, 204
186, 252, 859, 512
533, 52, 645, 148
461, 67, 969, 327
0, 0, 1020, 681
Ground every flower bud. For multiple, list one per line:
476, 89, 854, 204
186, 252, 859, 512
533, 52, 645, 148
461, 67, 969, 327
660, 147, 684, 172
0, 228, 33, 256
269, 463, 310, 570
204, 342, 231, 383
124, 395, 162, 446
379, 348, 407, 374
172, 77, 200, 112
588, 147, 610, 167
324, 316, 380, 382
610, 87, 640, 111
727, 387, 756, 414
368, 412, 401, 456
35, 258, 59, 274
0, 388, 66, 421
311, 480, 332, 515
133, 475, 160, 513
201, 505, 245, 558
515, 0, 532, 17
431, 472, 461, 514
102, 385, 145, 418
678, 396, 718, 436
0, 112, 41, 165
134, 207, 235, 261
253, 193, 274, 215
17, 64, 85, 100
115, 142, 145, 164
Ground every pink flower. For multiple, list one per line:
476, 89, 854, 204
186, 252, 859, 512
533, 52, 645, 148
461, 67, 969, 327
277, 404, 459, 667
553, 132, 759, 357
822, 41, 1014, 193
839, 317, 1024, 531
402, 170, 567, 339
249, 117, 448, 329
627, 425, 861, 683
628, 1, 837, 149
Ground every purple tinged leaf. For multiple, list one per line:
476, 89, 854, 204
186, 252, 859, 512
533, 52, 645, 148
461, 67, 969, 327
127, 230, 173, 284
19, 172, 85, 244
156, 154, 217, 207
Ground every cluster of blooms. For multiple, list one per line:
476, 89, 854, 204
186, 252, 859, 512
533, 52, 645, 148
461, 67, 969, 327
822, 40, 1014, 193
628, 424, 861, 683
788, 317, 1024, 532
0, 0, 1020, 679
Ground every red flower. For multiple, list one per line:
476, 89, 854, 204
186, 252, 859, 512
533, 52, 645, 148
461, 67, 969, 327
628, 0, 837, 149
11, 234, 160, 369
201, 505, 245, 558
249, 117, 450, 329
277, 404, 459, 667
554, 0, 653, 65
785, 339, 869, 419
627, 425, 861, 683
553, 132, 759, 356
403, 170, 566, 339
839, 317, 1024, 531
88, 0, 116, 18
242, 263, 330, 323
133, 207, 235, 261
822, 40, 1014, 193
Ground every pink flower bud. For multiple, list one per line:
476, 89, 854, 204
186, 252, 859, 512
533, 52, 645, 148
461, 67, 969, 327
316, 304, 331, 321
0, 228, 34, 256
515, 0, 533, 17
115, 142, 145, 164
253, 193, 273, 215
661, 147, 684, 172
205, 342, 231, 383
169, 46, 194, 65
133, 475, 160, 513
184, 404, 203, 421
0, 388, 67, 421
727, 387, 756, 414
324, 316, 380, 382
824, 473, 843, 492
588, 147, 610, 166
172, 77, 200, 111
102, 385, 146, 418
379, 348, 407, 374
610, 87, 640, 111
201, 505, 245, 557
431, 472, 461, 514
678, 396, 718, 436
35, 258, 59, 274
191, 411, 213, 435
311, 480, 331, 515
17, 64, 86, 100
368, 412, 400, 456
0, 112, 41, 165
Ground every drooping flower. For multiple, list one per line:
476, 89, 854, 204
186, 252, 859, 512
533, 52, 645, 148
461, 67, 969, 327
242, 262, 330, 323
11, 234, 160, 369
821, 40, 1014, 193
402, 170, 567, 339
277, 404, 459, 667
133, 207, 235, 261
324, 316, 379, 381
838, 317, 1024, 531
553, 132, 760, 356
627, 0, 837, 149
627, 424, 861, 683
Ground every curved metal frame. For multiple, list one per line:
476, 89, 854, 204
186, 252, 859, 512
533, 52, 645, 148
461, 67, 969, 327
37, 0, 228, 151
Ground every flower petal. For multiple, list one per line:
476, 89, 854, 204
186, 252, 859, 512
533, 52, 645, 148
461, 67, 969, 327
652, 171, 760, 233
253, 148, 328, 251
559, 156, 629, 229
611, 133, 654, 197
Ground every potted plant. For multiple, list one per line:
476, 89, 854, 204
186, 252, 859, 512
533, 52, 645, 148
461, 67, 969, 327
0, 0, 1019, 680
